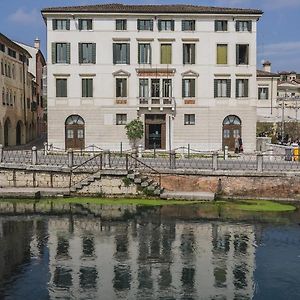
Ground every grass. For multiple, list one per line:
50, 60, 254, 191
233, 200, 296, 212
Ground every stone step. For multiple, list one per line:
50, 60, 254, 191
134, 177, 142, 184
141, 180, 153, 188
160, 191, 215, 201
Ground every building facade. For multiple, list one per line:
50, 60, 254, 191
0, 33, 37, 147
16, 39, 47, 138
42, 4, 263, 152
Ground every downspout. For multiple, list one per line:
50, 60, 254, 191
270, 77, 273, 115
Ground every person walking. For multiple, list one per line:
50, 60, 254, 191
238, 136, 243, 153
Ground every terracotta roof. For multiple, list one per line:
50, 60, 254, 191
41, 3, 263, 15
257, 70, 279, 77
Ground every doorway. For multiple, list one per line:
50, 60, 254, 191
145, 114, 166, 149
222, 115, 242, 151
65, 115, 85, 150
16, 121, 23, 145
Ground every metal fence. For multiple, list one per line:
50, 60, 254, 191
1, 145, 300, 173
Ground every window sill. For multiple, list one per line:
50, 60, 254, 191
215, 97, 230, 99
184, 124, 195, 126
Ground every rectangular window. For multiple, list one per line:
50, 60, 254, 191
236, 20, 252, 32
217, 44, 228, 64
160, 44, 172, 64
139, 79, 149, 98
183, 44, 195, 64
79, 43, 96, 64
182, 20, 195, 31
182, 79, 195, 98
0, 43, 5, 52
236, 79, 249, 98
116, 114, 127, 125
151, 79, 160, 97
184, 114, 195, 125
236, 44, 249, 65
52, 43, 70, 64
258, 87, 269, 100
158, 20, 174, 31
56, 79, 67, 97
215, 20, 228, 32
53, 19, 70, 30
8, 48, 16, 58
162, 79, 172, 97
137, 19, 153, 31
113, 43, 130, 64
138, 43, 151, 64
79, 19, 93, 30
116, 78, 127, 97
82, 78, 93, 97
116, 19, 127, 30
214, 79, 231, 98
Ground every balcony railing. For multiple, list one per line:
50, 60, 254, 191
138, 97, 175, 110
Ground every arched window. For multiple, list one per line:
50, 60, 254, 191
223, 115, 241, 125
65, 115, 85, 125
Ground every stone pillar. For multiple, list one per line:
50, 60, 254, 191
257, 152, 263, 172
224, 146, 228, 160
0, 144, 3, 163
44, 142, 48, 155
169, 150, 176, 169
32, 146, 37, 165
212, 152, 218, 170
103, 150, 111, 169
68, 149, 74, 168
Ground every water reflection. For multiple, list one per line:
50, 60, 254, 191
0, 206, 299, 300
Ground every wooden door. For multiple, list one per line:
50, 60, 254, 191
223, 124, 241, 151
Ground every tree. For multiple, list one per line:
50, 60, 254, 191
125, 119, 144, 149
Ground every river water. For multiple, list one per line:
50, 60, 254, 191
0, 202, 300, 300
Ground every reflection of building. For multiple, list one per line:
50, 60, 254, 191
42, 3, 263, 152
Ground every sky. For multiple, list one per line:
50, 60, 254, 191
0, 0, 299, 72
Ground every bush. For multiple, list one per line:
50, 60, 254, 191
125, 119, 144, 148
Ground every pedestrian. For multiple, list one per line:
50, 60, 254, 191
234, 136, 239, 154
238, 136, 243, 153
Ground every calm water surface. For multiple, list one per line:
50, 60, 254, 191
0, 202, 300, 300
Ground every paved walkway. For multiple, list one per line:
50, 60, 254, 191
0, 187, 69, 199
4, 135, 47, 151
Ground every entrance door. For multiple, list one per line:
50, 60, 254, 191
222, 115, 241, 151
65, 115, 85, 150
16, 121, 22, 145
145, 114, 166, 149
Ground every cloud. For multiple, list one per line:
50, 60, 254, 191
8, 8, 39, 24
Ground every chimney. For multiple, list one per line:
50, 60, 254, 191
263, 60, 271, 73
34, 37, 40, 50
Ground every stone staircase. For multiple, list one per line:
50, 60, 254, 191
69, 170, 163, 196
126, 171, 164, 196
69, 171, 102, 193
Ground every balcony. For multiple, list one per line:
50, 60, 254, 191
137, 97, 175, 111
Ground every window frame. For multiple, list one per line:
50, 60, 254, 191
184, 114, 195, 125
116, 78, 128, 98
116, 114, 127, 125
214, 79, 231, 98
183, 43, 196, 65
236, 20, 252, 32
217, 44, 228, 65
81, 78, 93, 98
56, 78, 68, 98
137, 19, 153, 31
236, 44, 249, 65
79, 19, 93, 31
158, 20, 174, 31
113, 43, 130, 65
160, 44, 172, 64
215, 20, 228, 32
182, 20, 195, 31
258, 87, 269, 100
116, 19, 127, 31
182, 78, 196, 98
138, 43, 152, 64
236, 79, 249, 98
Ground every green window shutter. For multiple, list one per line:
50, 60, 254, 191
126, 44, 130, 64
150, 20, 153, 31
66, 43, 71, 64
52, 43, 56, 64
245, 80, 249, 97
138, 44, 141, 64
79, 20, 82, 30
214, 21, 218, 32
82, 79, 86, 97
123, 79, 127, 97
158, 20, 162, 31
192, 21, 195, 31
248, 21, 252, 32
236, 45, 239, 65
137, 19, 140, 30
78, 43, 82, 64
236, 80, 239, 97
183, 44, 186, 64
182, 21, 185, 31
227, 79, 231, 98
89, 79, 93, 97
149, 45, 152, 64
182, 79, 185, 98
113, 44, 116, 64
92, 43, 96, 64
245, 45, 249, 64
190, 79, 195, 97
191, 44, 195, 64
236, 21, 239, 31
224, 21, 228, 31
56, 79, 59, 97
214, 79, 218, 98
266, 88, 269, 100
66, 20, 70, 30
217, 45, 227, 64
53, 20, 57, 30
171, 20, 175, 31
